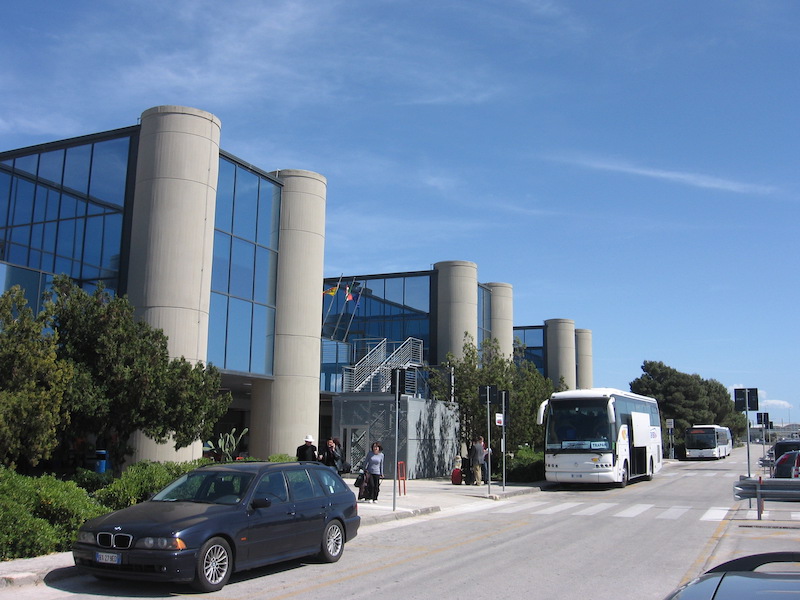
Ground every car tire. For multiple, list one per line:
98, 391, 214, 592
192, 536, 232, 592
319, 520, 344, 563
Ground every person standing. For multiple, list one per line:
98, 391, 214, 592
362, 442, 384, 502
469, 435, 485, 485
320, 437, 343, 472
296, 434, 318, 462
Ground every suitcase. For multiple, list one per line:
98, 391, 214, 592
451, 467, 463, 485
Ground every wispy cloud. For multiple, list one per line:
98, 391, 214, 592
551, 155, 778, 195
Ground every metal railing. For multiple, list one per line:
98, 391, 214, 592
342, 337, 424, 393
733, 476, 800, 519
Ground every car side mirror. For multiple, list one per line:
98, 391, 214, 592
251, 497, 272, 509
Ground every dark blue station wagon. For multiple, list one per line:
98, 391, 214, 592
73, 461, 360, 592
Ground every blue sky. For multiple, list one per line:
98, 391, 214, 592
2, 1, 798, 425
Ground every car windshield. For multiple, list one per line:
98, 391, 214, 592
152, 471, 254, 505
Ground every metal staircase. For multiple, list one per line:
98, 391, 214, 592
342, 337, 424, 394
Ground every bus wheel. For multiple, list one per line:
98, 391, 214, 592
617, 462, 629, 488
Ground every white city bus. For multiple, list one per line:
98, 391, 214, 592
537, 388, 663, 486
684, 425, 732, 459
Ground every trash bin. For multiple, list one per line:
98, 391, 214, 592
95, 450, 107, 474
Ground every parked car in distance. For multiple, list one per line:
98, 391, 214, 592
773, 450, 800, 479
73, 461, 360, 592
663, 553, 800, 599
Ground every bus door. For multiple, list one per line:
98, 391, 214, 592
630, 411, 651, 476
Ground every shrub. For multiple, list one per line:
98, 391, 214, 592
0, 466, 107, 559
504, 448, 545, 482
268, 453, 295, 463
72, 467, 114, 493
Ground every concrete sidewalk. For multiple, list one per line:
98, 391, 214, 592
0, 478, 541, 589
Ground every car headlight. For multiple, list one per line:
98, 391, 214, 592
76, 531, 96, 545
135, 537, 187, 550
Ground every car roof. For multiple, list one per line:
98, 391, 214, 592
192, 461, 321, 474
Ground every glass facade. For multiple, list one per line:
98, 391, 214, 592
0, 131, 134, 298
514, 325, 545, 375
321, 272, 432, 392
207, 154, 281, 376
477, 284, 492, 349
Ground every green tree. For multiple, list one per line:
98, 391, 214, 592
630, 360, 747, 448
429, 334, 554, 453
0, 286, 72, 468
44, 275, 230, 469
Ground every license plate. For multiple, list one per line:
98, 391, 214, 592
96, 551, 121, 565
570, 474, 583, 478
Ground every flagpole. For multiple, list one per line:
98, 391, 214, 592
332, 277, 357, 341
322, 274, 343, 328
342, 284, 361, 341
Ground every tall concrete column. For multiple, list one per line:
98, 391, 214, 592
250, 170, 327, 458
575, 328, 593, 389
545, 318, 577, 390
486, 282, 513, 358
126, 105, 221, 463
434, 261, 478, 362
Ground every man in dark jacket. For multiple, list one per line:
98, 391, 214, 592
297, 434, 318, 462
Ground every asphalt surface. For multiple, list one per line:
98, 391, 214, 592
3, 467, 799, 589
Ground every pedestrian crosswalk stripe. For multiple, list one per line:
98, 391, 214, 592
700, 507, 729, 521
614, 504, 653, 518
573, 502, 618, 516
534, 501, 583, 514
495, 501, 549, 514
657, 506, 691, 519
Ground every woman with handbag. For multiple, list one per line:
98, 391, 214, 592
361, 442, 384, 502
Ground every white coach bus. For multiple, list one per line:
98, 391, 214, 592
684, 425, 732, 459
537, 388, 663, 486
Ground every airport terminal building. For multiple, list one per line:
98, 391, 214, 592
0, 105, 592, 465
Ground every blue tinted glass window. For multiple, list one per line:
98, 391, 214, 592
254, 247, 278, 306
385, 277, 402, 304
257, 181, 280, 248
30, 223, 44, 248
212, 231, 231, 293
33, 186, 48, 222
60, 194, 77, 220
45, 190, 60, 220
233, 167, 258, 241
63, 144, 91, 195
38, 149, 64, 187
43, 222, 57, 253
56, 220, 75, 257
0, 171, 11, 226
405, 276, 430, 311
251, 304, 267, 375
226, 298, 252, 371
230, 238, 255, 300
101, 213, 122, 271
10, 225, 30, 245
208, 292, 228, 367
14, 155, 38, 177
12, 178, 34, 225
215, 159, 235, 233
83, 216, 103, 266
89, 137, 129, 207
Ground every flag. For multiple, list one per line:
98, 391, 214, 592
323, 286, 338, 296
345, 285, 353, 301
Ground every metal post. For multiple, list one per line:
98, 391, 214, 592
392, 369, 400, 512
485, 385, 492, 496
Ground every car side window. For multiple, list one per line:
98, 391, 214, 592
285, 469, 319, 501
312, 468, 348, 495
254, 472, 288, 503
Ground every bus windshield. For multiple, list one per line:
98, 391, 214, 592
545, 399, 612, 452
685, 431, 716, 450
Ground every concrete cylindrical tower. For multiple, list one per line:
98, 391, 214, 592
485, 282, 513, 358
545, 318, 577, 390
250, 170, 327, 458
434, 261, 478, 362
126, 105, 221, 462
575, 328, 593, 389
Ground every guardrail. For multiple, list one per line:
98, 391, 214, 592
733, 476, 800, 519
